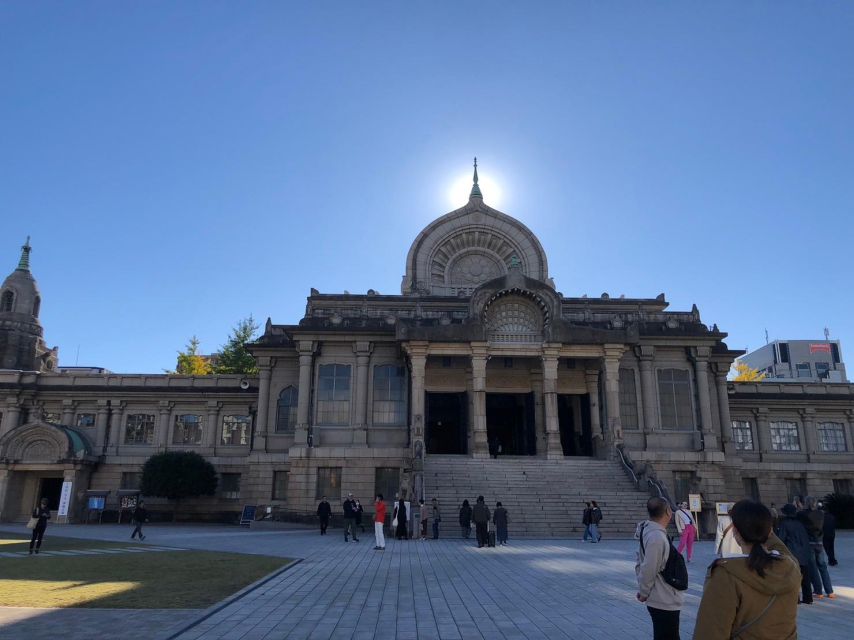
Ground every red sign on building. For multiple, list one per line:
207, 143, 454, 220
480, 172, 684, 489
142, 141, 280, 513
810, 344, 832, 354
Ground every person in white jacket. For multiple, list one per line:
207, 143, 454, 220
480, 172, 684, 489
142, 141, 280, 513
636, 497, 684, 640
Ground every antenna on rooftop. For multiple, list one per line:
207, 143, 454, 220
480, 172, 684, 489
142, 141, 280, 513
764, 329, 769, 345
824, 327, 830, 341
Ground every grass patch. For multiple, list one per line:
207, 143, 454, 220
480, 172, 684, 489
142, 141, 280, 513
0, 548, 290, 609
0, 534, 143, 553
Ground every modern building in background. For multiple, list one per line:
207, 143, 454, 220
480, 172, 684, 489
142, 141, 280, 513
741, 339, 847, 383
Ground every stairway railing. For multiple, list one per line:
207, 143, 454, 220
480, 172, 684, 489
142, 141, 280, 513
615, 444, 675, 508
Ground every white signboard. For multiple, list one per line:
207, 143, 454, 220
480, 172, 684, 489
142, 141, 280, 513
688, 494, 702, 512
57, 481, 73, 517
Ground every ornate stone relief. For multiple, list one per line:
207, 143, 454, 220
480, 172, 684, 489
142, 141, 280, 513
484, 295, 544, 344
429, 229, 523, 286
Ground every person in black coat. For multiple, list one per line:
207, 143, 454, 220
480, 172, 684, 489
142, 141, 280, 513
355, 499, 365, 533
459, 500, 472, 538
343, 493, 359, 542
394, 497, 408, 540
316, 496, 332, 535
778, 503, 813, 604
29, 498, 50, 555
131, 501, 148, 541
821, 503, 838, 566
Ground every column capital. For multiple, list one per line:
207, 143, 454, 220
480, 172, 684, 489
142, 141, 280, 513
470, 342, 489, 359
112, 400, 127, 411
353, 341, 374, 357
689, 346, 712, 362
297, 340, 317, 355
206, 400, 223, 410
157, 400, 172, 413
402, 341, 429, 358
798, 407, 816, 418
61, 399, 75, 409
634, 345, 656, 361
603, 344, 627, 361
256, 356, 275, 370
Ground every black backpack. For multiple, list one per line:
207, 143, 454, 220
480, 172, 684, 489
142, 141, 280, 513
640, 524, 689, 591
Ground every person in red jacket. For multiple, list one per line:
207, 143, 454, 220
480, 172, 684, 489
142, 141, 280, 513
374, 494, 387, 550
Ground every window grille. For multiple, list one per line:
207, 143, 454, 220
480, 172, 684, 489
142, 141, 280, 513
372, 365, 406, 425
276, 386, 298, 432
125, 414, 156, 445
770, 421, 800, 452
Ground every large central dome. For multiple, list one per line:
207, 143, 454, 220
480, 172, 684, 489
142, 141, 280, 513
401, 162, 552, 296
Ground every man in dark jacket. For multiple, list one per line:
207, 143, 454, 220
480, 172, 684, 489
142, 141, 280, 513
820, 503, 838, 566
317, 496, 332, 535
343, 493, 359, 542
798, 496, 834, 598
472, 496, 491, 548
582, 502, 593, 542
778, 503, 813, 604
131, 501, 148, 541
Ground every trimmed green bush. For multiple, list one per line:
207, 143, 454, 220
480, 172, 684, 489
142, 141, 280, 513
141, 451, 218, 503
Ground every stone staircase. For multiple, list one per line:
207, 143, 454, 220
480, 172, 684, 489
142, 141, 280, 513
424, 455, 649, 538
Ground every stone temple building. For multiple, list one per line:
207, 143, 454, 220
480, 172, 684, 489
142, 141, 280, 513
1, 165, 853, 533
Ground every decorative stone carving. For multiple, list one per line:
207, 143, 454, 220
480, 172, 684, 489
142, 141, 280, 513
431, 229, 520, 286
485, 295, 544, 344
447, 252, 503, 287
22, 439, 55, 462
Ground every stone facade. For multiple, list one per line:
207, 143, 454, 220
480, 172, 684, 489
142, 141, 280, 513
1, 170, 852, 523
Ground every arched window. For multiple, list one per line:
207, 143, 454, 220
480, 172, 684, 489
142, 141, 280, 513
32, 296, 40, 318
485, 296, 544, 343
1, 290, 14, 313
372, 365, 406, 425
276, 386, 299, 432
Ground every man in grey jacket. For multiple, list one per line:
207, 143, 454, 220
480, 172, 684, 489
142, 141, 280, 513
636, 497, 683, 640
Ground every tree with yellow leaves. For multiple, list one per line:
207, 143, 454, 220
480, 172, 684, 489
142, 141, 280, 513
174, 336, 213, 375
732, 361, 766, 382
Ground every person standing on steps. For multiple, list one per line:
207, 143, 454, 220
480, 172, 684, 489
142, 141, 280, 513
317, 496, 331, 535
777, 503, 813, 605
431, 497, 441, 539
635, 497, 683, 640
589, 500, 603, 542
373, 494, 386, 550
494, 501, 509, 546
28, 498, 50, 555
343, 493, 359, 542
674, 502, 696, 563
582, 502, 593, 542
131, 500, 148, 541
459, 499, 472, 538
473, 495, 491, 548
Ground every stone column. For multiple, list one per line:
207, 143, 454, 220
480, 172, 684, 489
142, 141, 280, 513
205, 401, 221, 449
61, 399, 75, 426
602, 345, 626, 452
690, 347, 718, 450
471, 343, 489, 458
94, 400, 110, 451
157, 401, 173, 449
352, 341, 373, 446
542, 347, 562, 459
107, 401, 125, 452
800, 408, 817, 460
294, 341, 316, 446
254, 356, 274, 452
0, 469, 11, 523
406, 342, 428, 500
585, 370, 602, 444
713, 365, 735, 455
636, 345, 657, 444
1, 397, 21, 437
754, 408, 771, 458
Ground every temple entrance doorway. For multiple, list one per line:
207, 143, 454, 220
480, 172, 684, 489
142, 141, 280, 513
38, 477, 64, 511
426, 392, 468, 454
486, 393, 536, 456
557, 394, 593, 456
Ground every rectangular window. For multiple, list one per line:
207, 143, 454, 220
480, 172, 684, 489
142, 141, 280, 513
272, 471, 289, 501
770, 421, 801, 451
731, 421, 754, 451
796, 363, 811, 378
742, 477, 760, 501
221, 415, 251, 446
372, 365, 407, 425
618, 368, 639, 430
817, 422, 846, 452
374, 467, 400, 502
316, 364, 351, 425
785, 478, 807, 503
832, 479, 851, 495
76, 413, 96, 428
779, 342, 790, 363
815, 362, 830, 379
220, 473, 241, 499
657, 369, 694, 430
831, 343, 840, 364
120, 472, 142, 490
173, 414, 204, 445
316, 467, 342, 500
671, 471, 692, 504
124, 414, 156, 445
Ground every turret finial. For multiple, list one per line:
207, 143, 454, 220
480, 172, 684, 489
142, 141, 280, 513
17, 236, 31, 271
469, 157, 483, 199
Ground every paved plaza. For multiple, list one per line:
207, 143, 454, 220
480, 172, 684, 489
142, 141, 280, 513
0, 523, 852, 639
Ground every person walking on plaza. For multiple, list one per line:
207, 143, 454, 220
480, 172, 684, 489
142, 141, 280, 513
373, 494, 386, 550
394, 495, 408, 540
777, 503, 814, 604
821, 502, 838, 566
431, 497, 441, 539
494, 501, 509, 546
28, 498, 51, 555
589, 500, 603, 542
130, 500, 148, 541
674, 502, 696, 563
694, 499, 800, 640
473, 496, 491, 548
355, 498, 365, 533
343, 493, 359, 542
582, 502, 593, 542
317, 496, 331, 535
797, 496, 834, 599
459, 499, 472, 538
635, 497, 683, 640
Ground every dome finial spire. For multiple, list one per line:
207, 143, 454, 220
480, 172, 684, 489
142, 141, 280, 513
469, 157, 483, 200
17, 236, 31, 271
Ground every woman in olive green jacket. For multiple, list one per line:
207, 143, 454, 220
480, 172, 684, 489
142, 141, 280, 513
694, 500, 800, 640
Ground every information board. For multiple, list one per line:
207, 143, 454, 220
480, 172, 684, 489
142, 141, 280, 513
58, 481, 73, 517
240, 504, 257, 525
87, 495, 105, 510
120, 494, 139, 509
688, 494, 702, 512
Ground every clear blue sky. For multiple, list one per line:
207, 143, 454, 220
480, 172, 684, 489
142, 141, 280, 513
2, 2, 852, 373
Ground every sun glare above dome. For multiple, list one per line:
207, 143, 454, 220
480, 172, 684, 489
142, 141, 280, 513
448, 172, 503, 208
